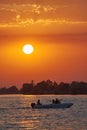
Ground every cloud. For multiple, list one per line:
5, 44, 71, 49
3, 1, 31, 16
0, 2, 87, 34
0, 3, 57, 15
0, 18, 87, 28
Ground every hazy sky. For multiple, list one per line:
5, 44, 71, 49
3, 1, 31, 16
0, 0, 87, 88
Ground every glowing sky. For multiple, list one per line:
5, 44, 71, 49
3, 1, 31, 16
0, 0, 87, 88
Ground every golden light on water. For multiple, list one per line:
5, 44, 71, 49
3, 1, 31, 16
23, 44, 34, 54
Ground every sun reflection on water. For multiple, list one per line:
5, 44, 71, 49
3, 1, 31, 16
0, 95, 87, 129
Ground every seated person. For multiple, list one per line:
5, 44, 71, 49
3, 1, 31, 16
52, 99, 55, 104
55, 98, 60, 104
37, 99, 42, 105
52, 98, 60, 104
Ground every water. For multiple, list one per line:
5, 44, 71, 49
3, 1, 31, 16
0, 95, 87, 130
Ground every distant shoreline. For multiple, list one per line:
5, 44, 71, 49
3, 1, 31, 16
0, 93, 87, 95
0, 80, 87, 95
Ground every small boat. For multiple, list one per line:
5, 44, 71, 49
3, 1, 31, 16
31, 102, 73, 109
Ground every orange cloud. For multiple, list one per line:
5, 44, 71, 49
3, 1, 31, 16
0, 18, 87, 27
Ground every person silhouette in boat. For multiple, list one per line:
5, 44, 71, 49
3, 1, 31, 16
52, 99, 55, 104
37, 99, 42, 105
55, 98, 60, 104
52, 98, 60, 104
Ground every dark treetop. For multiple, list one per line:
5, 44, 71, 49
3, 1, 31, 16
0, 80, 87, 94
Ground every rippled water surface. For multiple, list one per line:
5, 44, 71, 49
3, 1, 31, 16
0, 95, 87, 130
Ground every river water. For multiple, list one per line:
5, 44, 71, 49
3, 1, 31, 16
0, 95, 87, 130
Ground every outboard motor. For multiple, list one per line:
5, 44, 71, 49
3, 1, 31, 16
31, 103, 35, 108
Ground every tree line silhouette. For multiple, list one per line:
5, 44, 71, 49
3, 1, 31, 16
0, 80, 87, 94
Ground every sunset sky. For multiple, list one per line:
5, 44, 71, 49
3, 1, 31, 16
0, 0, 87, 88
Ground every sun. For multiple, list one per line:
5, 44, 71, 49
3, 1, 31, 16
23, 44, 34, 54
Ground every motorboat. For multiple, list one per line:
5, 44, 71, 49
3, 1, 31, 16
31, 102, 73, 109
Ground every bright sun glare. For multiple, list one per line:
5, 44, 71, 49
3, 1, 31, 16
23, 44, 34, 54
